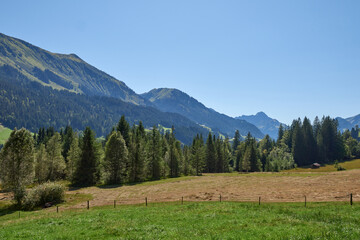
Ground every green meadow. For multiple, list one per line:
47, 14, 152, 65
0, 201, 359, 239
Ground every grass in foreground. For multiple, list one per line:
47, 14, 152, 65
0, 201, 359, 239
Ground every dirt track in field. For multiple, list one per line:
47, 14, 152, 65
65, 170, 360, 209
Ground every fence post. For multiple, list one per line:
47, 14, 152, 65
259, 197, 261, 205
145, 197, 148, 207
350, 193, 353, 206
305, 196, 306, 207
87, 200, 89, 210
114, 200, 116, 208
220, 194, 222, 202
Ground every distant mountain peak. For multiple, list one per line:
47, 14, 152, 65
236, 112, 284, 139
142, 88, 264, 138
256, 111, 267, 117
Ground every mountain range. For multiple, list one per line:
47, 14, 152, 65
0, 32, 358, 143
336, 115, 360, 132
141, 88, 264, 139
0, 33, 263, 143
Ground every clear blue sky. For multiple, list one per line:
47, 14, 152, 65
1, 0, 359, 124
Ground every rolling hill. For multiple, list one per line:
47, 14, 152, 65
141, 88, 264, 139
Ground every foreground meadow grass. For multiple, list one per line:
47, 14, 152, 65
0, 201, 359, 239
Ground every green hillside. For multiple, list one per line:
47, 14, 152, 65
0, 124, 11, 145
0, 69, 208, 144
0, 33, 147, 105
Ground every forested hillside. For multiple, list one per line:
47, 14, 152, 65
0, 33, 147, 105
0, 65, 209, 144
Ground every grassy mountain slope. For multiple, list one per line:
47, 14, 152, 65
0, 124, 11, 145
141, 88, 264, 139
236, 112, 284, 139
0, 33, 147, 105
0, 66, 208, 144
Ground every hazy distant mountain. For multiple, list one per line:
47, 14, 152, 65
336, 114, 360, 132
235, 112, 284, 139
141, 88, 264, 139
0, 33, 148, 105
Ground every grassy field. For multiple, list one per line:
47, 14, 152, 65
0, 124, 12, 145
1, 159, 360, 239
285, 159, 360, 172
0, 201, 359, 239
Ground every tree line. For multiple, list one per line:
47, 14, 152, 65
1, 115, 359, 205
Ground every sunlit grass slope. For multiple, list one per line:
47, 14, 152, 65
285, 159, 360, 172
0, 202, 359, 239
0, 124, 11, 145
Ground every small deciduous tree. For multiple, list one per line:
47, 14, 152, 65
34, 144, 48, 183
46, 132, 66, 181
0, 128, 34, 205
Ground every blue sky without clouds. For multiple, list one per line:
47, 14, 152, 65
1, 0, 359, 124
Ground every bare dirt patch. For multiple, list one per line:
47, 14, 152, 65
60, 169, 360, 209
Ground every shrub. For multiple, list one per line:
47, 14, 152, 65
23, 182, 65, 210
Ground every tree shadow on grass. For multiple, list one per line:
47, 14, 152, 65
0, 203, 19, 217
96, 178, 163, 189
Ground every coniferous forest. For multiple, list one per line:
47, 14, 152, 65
1, 114, 359, 201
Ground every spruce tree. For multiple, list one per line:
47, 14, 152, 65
62, 126, 74, 161
215, 137, 224, 172
232, 130, 241, 152
222, 138, 232, 172
277, 124, 284, 145
67, 135, 81, 181
147, 126, 162, 180
205, 133, 216, 173
167, 127, 180, 177
73, 127, 101, 186
117, 115, 130, 146
302, 117, 317, 165
291, 119, 306, 166
191, 134, 205, 176
128, 126, 145, 182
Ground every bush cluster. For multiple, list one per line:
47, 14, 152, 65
23, 182, 65, 210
